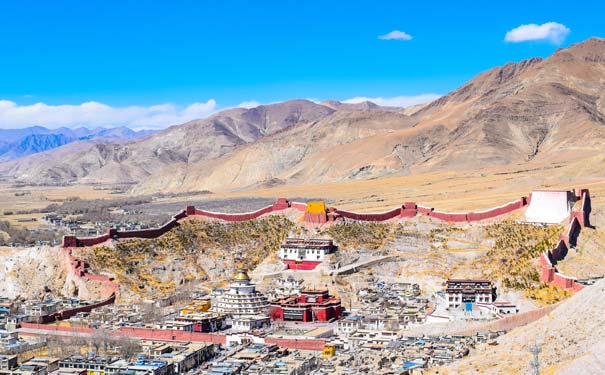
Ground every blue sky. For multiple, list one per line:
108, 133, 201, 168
0, 0, 604, 129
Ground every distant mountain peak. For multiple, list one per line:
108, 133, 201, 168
0, 126, 156, 162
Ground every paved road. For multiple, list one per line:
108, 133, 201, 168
256, 254, 404, 280
328, 254, 404, 276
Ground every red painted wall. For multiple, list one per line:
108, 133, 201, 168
59, 190, 589, 296
63, 195, 533, 248
282, 260, 321, 270
290, 202, 308, 211
117, 327, 226, 344
538, 189, 590, 292
335, 207, 401, 222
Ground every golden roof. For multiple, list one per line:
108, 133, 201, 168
233, 269, 251, 281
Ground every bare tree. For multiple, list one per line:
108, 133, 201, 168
89, 329, 111, 355
116, 336, 142, 361
140, 303, 162, 323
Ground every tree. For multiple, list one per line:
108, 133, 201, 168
116, 336, 142, 361
89, 329, 111, 355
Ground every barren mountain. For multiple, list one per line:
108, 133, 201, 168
0, 126, 154, 161
2, 38, 605, 192
0, 100, 335, 184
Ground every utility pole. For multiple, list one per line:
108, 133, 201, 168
529, 344, 541, 375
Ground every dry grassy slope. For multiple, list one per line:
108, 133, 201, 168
75, 216, 294, 301
430, 278, 605, 375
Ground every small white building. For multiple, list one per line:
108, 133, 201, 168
157, 320, 195, 332
335, 316, 362, 335
491, 302, 519, 315
231, 315, 270, 332
23, 301, 59, 317
278, 238, 335, 264
225, 333, 266, 347
347, 329, 400, 349
0, 330, 19, 350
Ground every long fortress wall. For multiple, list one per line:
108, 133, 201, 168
60, 189, 591, 293
31, 188, 591, 333
56, 192, 537, 303
62, 194, 537, 248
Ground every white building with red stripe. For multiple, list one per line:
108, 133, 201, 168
278, 238, 335, 270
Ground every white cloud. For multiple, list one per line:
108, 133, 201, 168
504, 22, 570, 44
0, 99, 217, 130
378, 30, 413, 41
237, 100, 261, 109
343, 94, 441, 108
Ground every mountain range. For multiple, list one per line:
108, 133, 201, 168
1, 37, 605, 192
0, 126, 155, 161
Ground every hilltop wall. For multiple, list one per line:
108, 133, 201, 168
61, 195, 533, 248
539, 189, 591, 291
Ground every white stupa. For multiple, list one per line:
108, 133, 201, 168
215, 269, 269, 317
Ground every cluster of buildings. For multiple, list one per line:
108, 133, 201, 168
211, 270, 343, 331
0, 297, 109, 326
41, 214, 150, 238
352, 281, 430, 328
200, 345, 320, 375
195, 333, 495, 375
0, 341, 215, 375
0, 233, 528, 374
1, 302, 45, 354
324, 332, 503, 373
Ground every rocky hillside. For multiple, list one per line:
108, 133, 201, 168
0, 246, 109, 300
2, 38, 605, 192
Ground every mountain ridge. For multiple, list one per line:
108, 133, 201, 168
0, 126, 155, 162
2, 37, 605, 192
